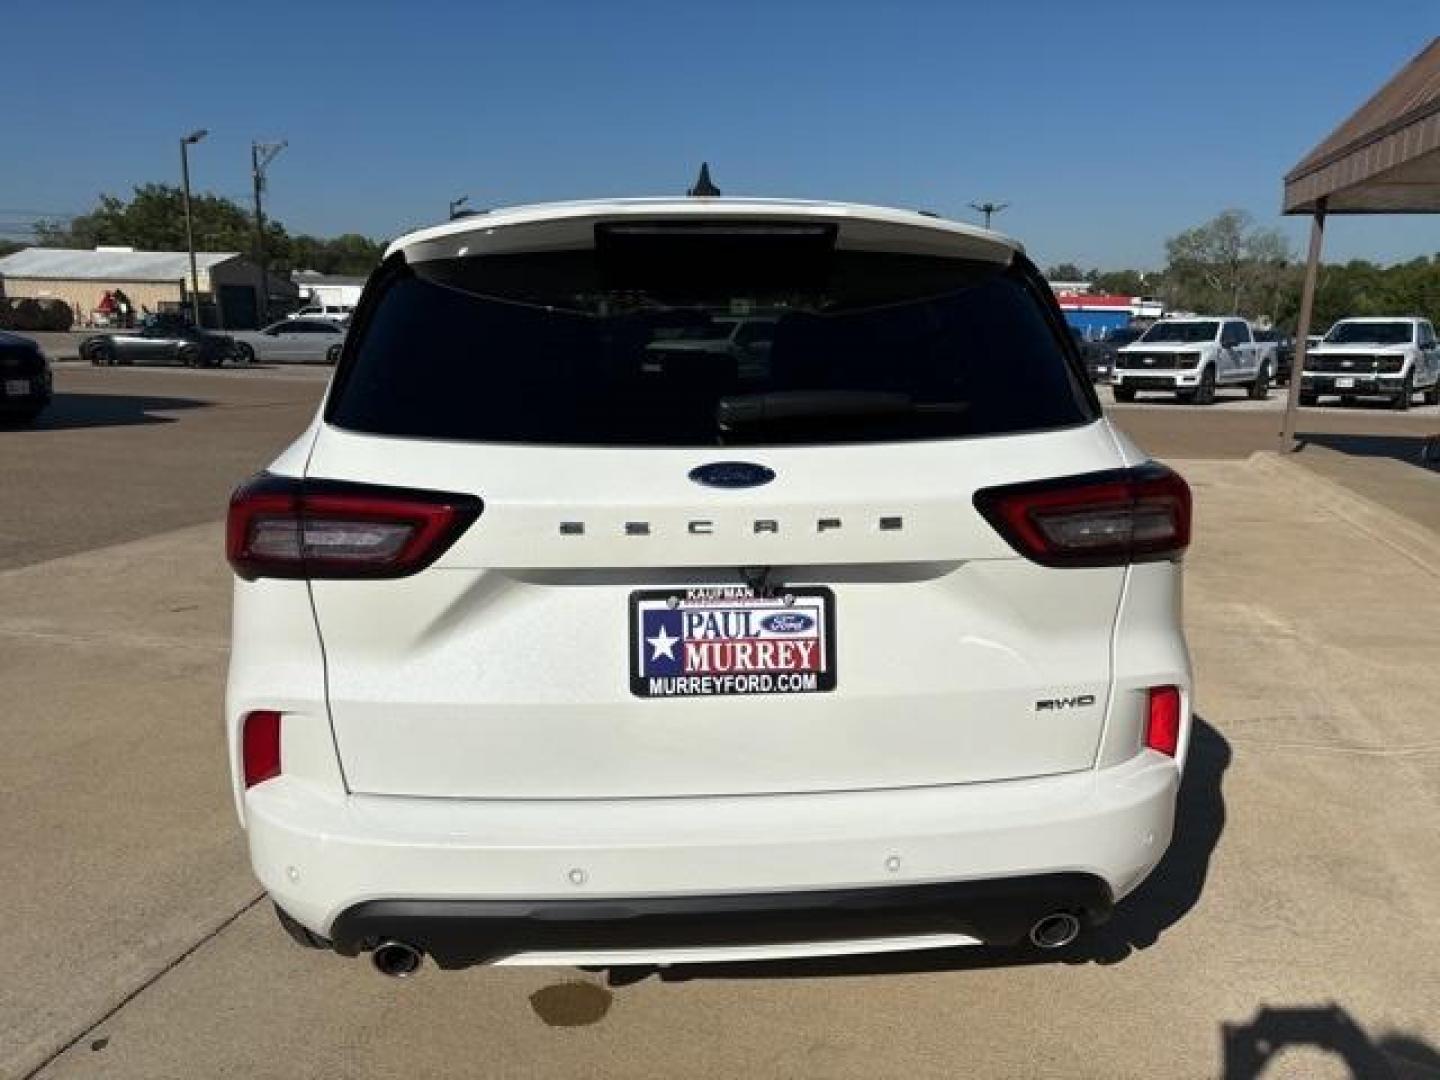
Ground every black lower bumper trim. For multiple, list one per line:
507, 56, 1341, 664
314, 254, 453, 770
328, 873, 1113, 967
1301, 377, 1398, 394
1115, 376, 1187, 391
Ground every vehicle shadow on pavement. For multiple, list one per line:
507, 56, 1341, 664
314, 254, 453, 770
1220, 1004, 1440, 1079
615, 716, 1230, 986
1295, 432, 1440, 472
4, 392, 210, 430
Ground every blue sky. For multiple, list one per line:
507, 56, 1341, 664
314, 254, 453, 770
3, 0, 1437, 269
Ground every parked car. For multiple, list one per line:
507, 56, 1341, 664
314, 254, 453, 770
1067, 326, 1111, 382
81, 319, 235, 367
1252, 329, 1295, 385
1112, 317, 1274, 404
1083, 325, 1144, 384
287, 303, 354, 322
1300, 317, 1440, 410
645, 315, 778, 378
226, 197, 1194, 974
0, 330, 52, 424
231, 319, 347, 365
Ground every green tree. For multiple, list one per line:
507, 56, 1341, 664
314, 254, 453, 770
34, 184, 286, 255
1045, 262, 1086, 281
1163, 209, 1292, 316
28, 185, 384, 277
286, 232, 385, 275
1091, 269, 1155, 296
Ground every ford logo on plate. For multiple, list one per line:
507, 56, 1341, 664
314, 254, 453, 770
760, 613, 814, 634
688, 462, 776, 489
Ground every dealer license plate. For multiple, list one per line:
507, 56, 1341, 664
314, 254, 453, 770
3, 380, 29, 396
1335, 377, 1356, 389
630, 585, 836, 698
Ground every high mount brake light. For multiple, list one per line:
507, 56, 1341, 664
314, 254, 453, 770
974, 464, 1191, 568
226, 474, 483, 581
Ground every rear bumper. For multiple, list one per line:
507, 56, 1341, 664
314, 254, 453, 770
329, 874, 1113, 967
246, 750, 1180, 964
0, 374, 51, 409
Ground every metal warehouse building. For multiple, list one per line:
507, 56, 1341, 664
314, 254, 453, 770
0, 247, 296, 329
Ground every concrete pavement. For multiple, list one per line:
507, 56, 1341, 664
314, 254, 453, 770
2, 366, 1438, 1078
0, 367, 324, 571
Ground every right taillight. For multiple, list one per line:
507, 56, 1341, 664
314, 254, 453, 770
974, 463, 1191, 568
1145, 686, 1182, 757
226, 473, 483, 581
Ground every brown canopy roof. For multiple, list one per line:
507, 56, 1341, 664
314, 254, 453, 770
1284, 37, 1440, 214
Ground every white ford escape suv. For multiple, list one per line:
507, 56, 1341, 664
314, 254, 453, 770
226, 198, 1194, 975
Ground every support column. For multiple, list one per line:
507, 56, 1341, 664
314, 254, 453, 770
1280, 199, 1327, 449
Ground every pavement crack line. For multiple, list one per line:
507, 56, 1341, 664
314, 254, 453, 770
22, 892, 265, 1080
1227, 736, 1440, 758
211, 400, 315, 411
0, 626, 227, 654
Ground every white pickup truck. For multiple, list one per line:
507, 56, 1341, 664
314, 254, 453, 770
1112, 318, 1275, 405
1299, 317, 1440, 411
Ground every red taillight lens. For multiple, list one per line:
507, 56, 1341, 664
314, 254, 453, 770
1145, 686, 1182, 757
226, 474, 483, 580
242, 710, 283, 788
974, 463, 1191, 568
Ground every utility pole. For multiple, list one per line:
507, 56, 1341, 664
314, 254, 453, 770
968, 200, 1009, 229
449, 195, 469, 220
251, 140, 287, 324
179, 129, 208, 327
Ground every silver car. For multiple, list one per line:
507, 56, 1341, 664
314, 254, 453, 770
231, 319, 347, 365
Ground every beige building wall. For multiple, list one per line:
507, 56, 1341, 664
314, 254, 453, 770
0, 277, 184, 322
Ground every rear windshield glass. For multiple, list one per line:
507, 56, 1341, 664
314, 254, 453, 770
1324, 321, 1413, 345
327, 234, 1093, 446
1140, 321, 1218, 344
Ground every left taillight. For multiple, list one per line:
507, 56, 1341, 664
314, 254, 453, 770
226, 473, 483, 581
242, 710, 283, 788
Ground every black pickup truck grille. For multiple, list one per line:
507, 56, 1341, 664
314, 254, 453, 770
1117, 352, 1188, 371
1305, 354, 1378, 374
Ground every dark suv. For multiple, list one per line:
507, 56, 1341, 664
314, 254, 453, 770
0, 330, 53, 424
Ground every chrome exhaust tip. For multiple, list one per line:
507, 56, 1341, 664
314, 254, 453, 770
371, 940, 424, 978
1028, 912, 1082, 950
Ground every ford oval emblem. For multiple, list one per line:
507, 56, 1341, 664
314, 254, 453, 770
760, 613, 814, 633
688, 462, 776, 489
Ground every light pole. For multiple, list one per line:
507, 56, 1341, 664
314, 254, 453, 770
449, 195, 469, 220
968, 200, 1009, 229
179, 129, 208, 327
251, 140, 287, 324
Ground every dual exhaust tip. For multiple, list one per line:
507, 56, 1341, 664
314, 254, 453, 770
372, 940, 424, 977
1028, 912, 1083, 950
368, 914, 1082, 975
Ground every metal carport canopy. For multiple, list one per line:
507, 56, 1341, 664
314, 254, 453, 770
1280, 36, 1440, 444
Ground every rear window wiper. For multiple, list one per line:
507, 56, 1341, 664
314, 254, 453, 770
717, 390, 968, 429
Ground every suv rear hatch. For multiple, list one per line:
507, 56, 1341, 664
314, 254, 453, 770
299, 205, 1128, 799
